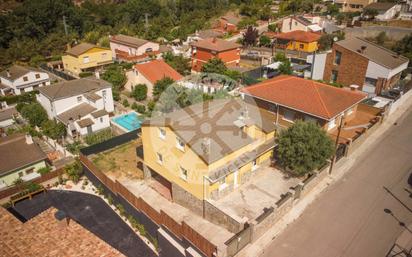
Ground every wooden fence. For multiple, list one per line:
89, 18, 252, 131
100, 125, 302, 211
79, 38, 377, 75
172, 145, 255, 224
80, 154, 217, 257
0, 168, 64, 200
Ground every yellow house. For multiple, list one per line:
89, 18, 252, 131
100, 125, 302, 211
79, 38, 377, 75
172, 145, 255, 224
62, 43, 113, 76
273, 30, 321, 53
141, 99, 277, 203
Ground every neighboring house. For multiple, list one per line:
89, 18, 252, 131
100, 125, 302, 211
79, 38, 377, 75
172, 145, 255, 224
0, 207, 123, 256
186, 29, 225, 44
190, 38, 241, 72
335, 0, 377, 12
125, 59, 183, 97
0, 65, 50, 96
141, 99, 277, 206
177, 73, 239, 94
281, 15, 323, 33
323, 37, 409, 95
109, 34, 160, 62
364, 2, 402, 20
0, 106, 17, 128
62, 43, 113, 76
215, 12, 241, 33
37, 78, 114, 137
272, 30, 321, 53
240, 75, 367, 133
0, 134, 48, 188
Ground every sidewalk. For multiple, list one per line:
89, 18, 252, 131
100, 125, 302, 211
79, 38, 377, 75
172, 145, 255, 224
237, 94, 412, 257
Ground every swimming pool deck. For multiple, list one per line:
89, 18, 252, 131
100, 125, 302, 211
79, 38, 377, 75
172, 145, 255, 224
111, 111, 142, 132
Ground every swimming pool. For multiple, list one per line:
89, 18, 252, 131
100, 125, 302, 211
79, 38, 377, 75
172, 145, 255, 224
112, 112, 142, 132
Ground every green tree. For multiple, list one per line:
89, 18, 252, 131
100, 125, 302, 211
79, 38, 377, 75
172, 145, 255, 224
153, 77, 175, 99
278, 121, 334, 176
102, 64, 126, 101
274, 52, 288, 62
20, 102, 48, 127
392, 34, 412, 62
131, 84, 148, 101
363, 8, 379, 19
163, 52, 191, 75
259, 35, 272, 47
122, 99, 129, 107
278, 60, 293, 75
65, 160, 83, 184
201, 58, 227, 74
375, 32, 388, 45
41, 120, 66, 140
242, 26, 259, 47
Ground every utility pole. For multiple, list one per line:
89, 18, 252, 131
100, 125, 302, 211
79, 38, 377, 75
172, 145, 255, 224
329, 115, 345, 174
144, 13, 149, 34
63, 15, 68, 36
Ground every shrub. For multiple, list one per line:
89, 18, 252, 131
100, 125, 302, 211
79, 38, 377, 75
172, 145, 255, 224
37, 166, 51, 175
132, 103, 146, 114
20, 102, 48, 127
96, 185, 104, 195
41, 120, 66, 140
79, 71, 93, 78
107, 194, 114, 205
122, 99, 129, 107
116, 204, 126, 217
131, 84, 148, 101
64, 160, 83, 184
66, 141, 85, 154
84, 129, 114, 145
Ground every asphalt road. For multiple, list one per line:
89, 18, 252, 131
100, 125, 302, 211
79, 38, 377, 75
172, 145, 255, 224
11, 190, 155, 257
263, 108, 412, 257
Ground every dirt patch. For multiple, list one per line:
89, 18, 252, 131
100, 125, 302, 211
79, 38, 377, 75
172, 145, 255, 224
91, 140, 143, 180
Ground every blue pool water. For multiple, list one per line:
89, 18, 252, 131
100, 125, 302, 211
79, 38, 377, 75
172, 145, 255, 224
112, 112, 142, 131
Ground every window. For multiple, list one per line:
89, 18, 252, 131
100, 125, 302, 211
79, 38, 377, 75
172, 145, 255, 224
23, 76, 28, 82
305, 115, 317, 123
35, 74, 40, 79
299, 44, 304, 49
100, 117, 103, 123
180, 166, 188, 180
176, 137, 185, 151
26, 168, 34, 174
145, 48, 153, 52
156, 153, 163, 165
218, 176, 227, 191
102, 90, 107, 99
77, 96, 82, 102
252, 159, 258, 171
328, 118, 336, 130
18, 172, 23, 177
331, 70, 338, 83
365, 77, 377, 87
101, 53, 107, 59
158, 128, 166, 139
83, 56, 90, 63
283, 109, 295, 122
346, 107, 354, 115
334, 51, 342, 65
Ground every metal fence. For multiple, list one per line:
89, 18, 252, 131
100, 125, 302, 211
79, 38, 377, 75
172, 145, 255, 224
40, 64, 76, 81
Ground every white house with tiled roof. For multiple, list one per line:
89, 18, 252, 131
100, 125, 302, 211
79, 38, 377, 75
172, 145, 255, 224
37, 78, 114, 137
0, 65, 50, 96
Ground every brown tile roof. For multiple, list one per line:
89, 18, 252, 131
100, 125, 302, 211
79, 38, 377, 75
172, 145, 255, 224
190, 38, 241, 52
220, 12, 241, 25
273, 30, 321, 43
135, 59, 183, 85
0, 106, 17, 122
0, 65, 43, 81
0, 207, 123, 257
142, 99, 276, 164
241, 75, 367, 120
0, 134, 47, 175
365, 2, 397, 12
66, 43, 109, 57
335, 37, 409, 69
57, 103, 97, 125
91, 109, 109, 118
77, 118, 94, 128
38, 78, 111, 101
110, 34, 149, 48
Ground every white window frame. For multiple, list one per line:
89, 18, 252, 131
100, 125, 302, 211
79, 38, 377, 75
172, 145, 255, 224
176, 137, 185, 151
180, 166, 188, 181
158, 128, 166, 140
328, 118, 336, 130
252, 159, 258, 171
156, 153, 163, 165
218, 176, 227, 191
83, 56, 90, 63
283, 109, 295, 122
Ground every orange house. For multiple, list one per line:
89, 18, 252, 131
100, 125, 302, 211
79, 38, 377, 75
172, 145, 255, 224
190, 38, 241, 72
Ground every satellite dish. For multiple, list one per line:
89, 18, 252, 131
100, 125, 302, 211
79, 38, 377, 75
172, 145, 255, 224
333, 37, 338, 42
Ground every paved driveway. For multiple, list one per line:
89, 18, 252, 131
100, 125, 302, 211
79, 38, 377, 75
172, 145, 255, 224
11, 190, 156, 257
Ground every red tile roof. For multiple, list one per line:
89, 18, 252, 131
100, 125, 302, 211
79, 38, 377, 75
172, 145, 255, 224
241, 76, 367, 120
135, 59, 183, 85
273, 30, 321, 43
190, 38, 241, 52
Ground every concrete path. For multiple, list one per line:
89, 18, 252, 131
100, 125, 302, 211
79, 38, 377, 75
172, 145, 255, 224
238, 95, 412, 257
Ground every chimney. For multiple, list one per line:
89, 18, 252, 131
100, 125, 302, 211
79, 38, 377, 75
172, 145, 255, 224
95, 71, 100, 79
25, 134, 33, 145
212, 37, 217, 43
360, 45, 367, 53
54, 210, 70, 228
349, 85, 359, 91
6, 70, 10, 78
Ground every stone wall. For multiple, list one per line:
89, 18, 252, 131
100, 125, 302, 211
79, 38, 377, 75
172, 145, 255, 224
171, 182, 203, 216
345, 26, 412, 41
204, 200, 244, 233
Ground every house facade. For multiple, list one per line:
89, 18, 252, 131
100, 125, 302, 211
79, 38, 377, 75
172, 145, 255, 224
335, 0, 377, 12
37, 78, 114, 137
240, 76, 368, 133
109, 34, 160, 62
0, 134, 48, 189
216, 12, 241, 33
190, 38, 241, 72
0, 65, 50, 95
281, 15, 323, 33
323, 38, 409, 95
0, 107, 17, 128
62, 43, 113, 76
125, 59, 183, 97
364, 2, 402, 20
141, 99, 277, 209
273, 30, 321, 53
